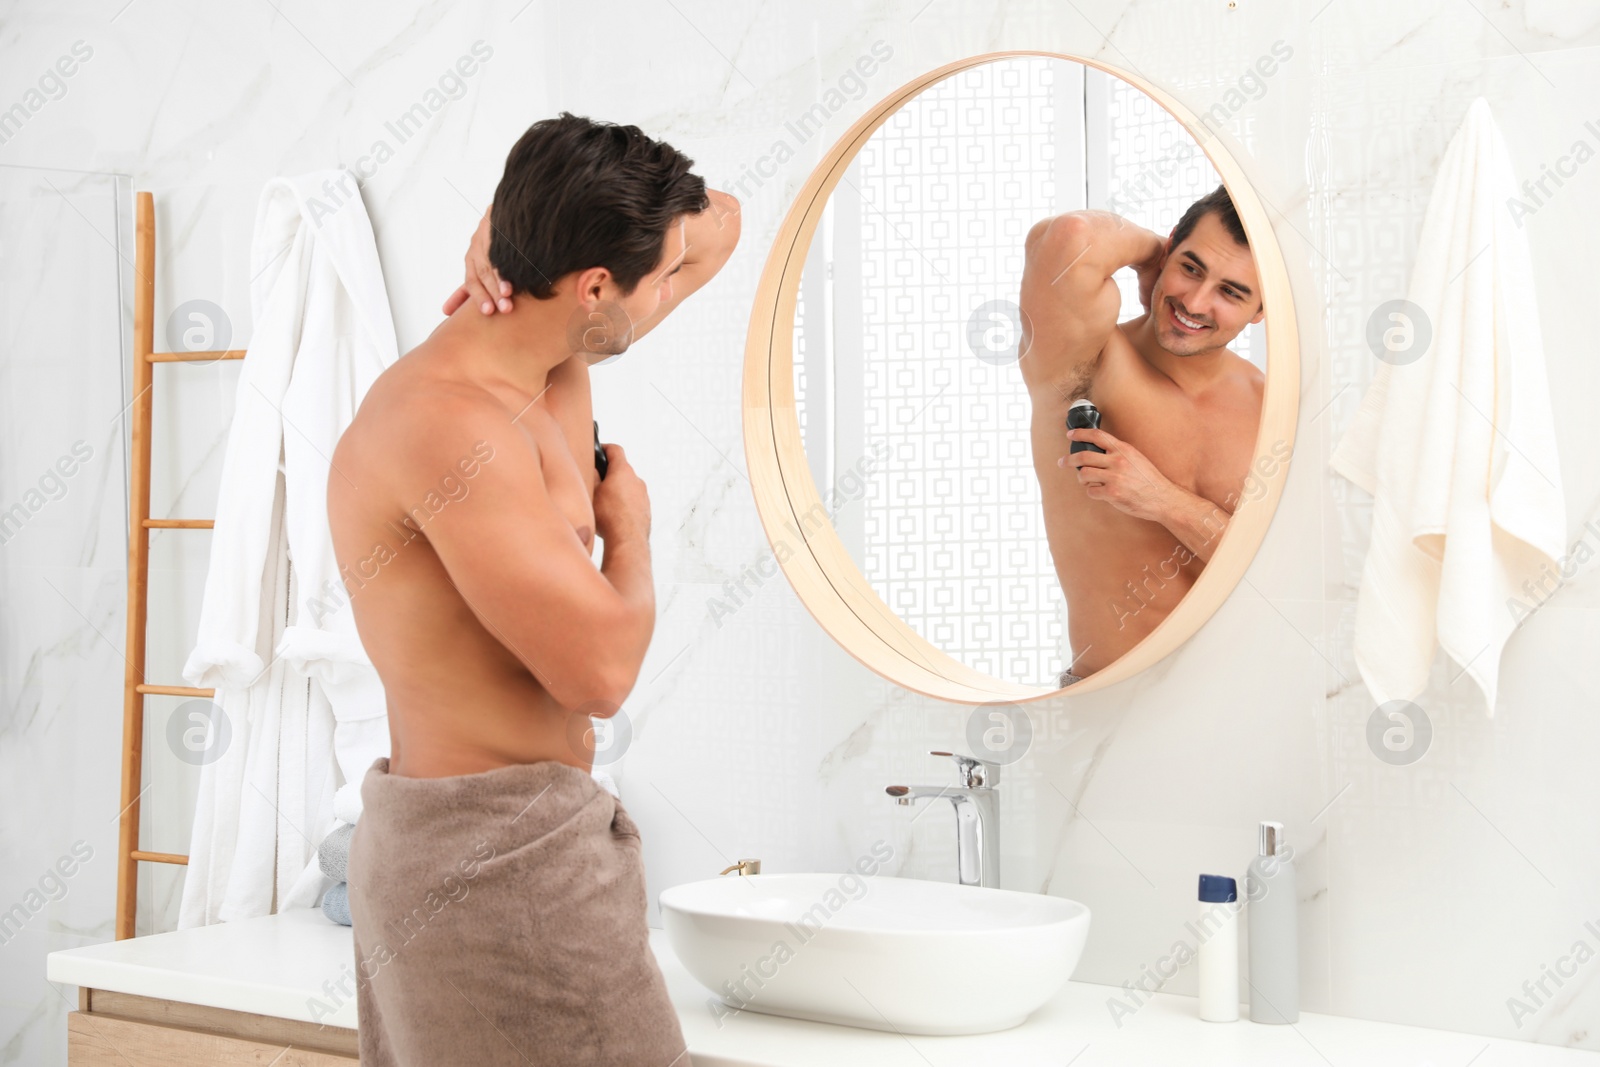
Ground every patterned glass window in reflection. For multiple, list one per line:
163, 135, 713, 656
1101, 74, 1261, 369
855, 58, 1061, 684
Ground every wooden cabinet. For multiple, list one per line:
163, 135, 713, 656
68, 988, 358, 1065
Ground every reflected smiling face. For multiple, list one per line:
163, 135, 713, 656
1150, 210, 1265, 357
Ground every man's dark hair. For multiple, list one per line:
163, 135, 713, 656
1169, 184, 1248, 252
488, 112, 709, 300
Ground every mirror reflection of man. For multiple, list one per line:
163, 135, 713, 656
1018, 186, 1266, 685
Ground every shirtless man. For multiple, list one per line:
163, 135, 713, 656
1018, 186, 1265, 684
329, 113, 738, 1066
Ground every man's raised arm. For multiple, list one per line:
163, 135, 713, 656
444, 189, 742, 329
625, 188, 741, 343
1018, 210, 1166, 394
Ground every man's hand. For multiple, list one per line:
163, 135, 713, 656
1135, 236, 1167, 312
1061, 426, 1175, 522
443, 208, 512, 316
1063, 426, 1231, 563
591, 443, 650, 546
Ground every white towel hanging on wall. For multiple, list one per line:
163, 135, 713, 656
1331, 96, 1567, 716
179, 170, 398, 927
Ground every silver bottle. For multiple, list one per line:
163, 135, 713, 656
1245, 821, 1298, 1024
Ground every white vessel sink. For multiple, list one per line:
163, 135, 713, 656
659, 873, 1090, 1035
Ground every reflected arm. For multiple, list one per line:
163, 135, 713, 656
1064, 425, 1232, 563
1017, 211, 1165, 395
1152, 487, 1231, 564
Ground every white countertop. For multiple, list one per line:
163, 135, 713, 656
47, 907, 362, 1030
48, 910, 1597, 1065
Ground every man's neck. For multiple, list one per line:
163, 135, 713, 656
432, 299, 575, 405
1122, 310, 1230, 396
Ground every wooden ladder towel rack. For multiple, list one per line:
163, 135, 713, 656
118, 190, 248, 939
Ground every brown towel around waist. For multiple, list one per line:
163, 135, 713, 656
347, 756, 690, 1067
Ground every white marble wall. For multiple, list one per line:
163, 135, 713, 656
3, 1, 1599, 1062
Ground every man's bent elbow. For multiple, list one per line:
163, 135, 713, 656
1025, 213, 1093, 271
541, 661, 638, 717
710, 190, 742, 245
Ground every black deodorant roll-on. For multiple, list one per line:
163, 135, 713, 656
593, 420, 609, 480
1067, 399, 1106, 454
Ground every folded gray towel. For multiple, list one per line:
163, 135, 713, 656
322, 881, 351, 926
318, 822, 355, 882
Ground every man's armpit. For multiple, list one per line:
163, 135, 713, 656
1062, 351, 1102, 402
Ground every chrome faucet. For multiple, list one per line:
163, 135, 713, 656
886, 750, 1001, 889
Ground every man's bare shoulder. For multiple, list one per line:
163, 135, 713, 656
1220, 347, 1267, 403
336, 344, 532, 494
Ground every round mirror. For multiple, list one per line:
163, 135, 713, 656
744, 51, 1299, 704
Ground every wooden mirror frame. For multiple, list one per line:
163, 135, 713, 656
741, 50, 1300, 705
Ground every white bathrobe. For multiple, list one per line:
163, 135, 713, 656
1331, 97, 1566, 715
179, 170, 398, 927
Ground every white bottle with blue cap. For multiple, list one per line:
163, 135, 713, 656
1196, 873, 1239, 1022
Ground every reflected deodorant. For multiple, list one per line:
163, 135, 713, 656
1066, 398, 1105, 454
1245, 821, 1299, 1024
1196, 874, 1239, 1022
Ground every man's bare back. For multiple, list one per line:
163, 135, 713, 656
1019, 196, 1266, 677
329, 183, 739, 780
328, 341, 616, 779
